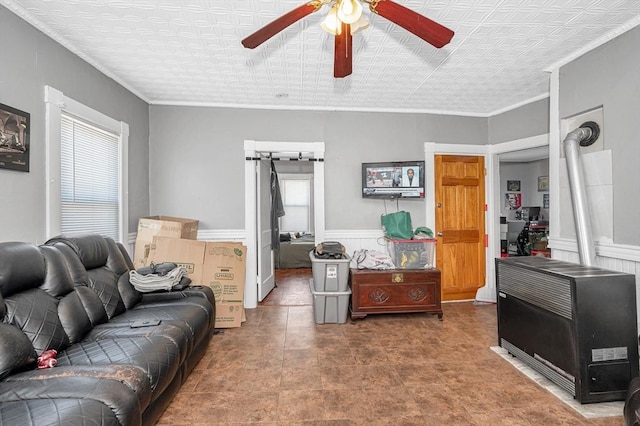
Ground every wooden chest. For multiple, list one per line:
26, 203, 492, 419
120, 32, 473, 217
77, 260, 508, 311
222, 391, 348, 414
349, 268, 442, 320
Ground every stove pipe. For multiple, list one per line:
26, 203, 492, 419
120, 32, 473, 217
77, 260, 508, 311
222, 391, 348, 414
562, 121, 600, 266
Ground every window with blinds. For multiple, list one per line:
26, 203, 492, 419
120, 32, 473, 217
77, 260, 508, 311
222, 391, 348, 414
60, 114, 120, 240
279, 178, 311, 232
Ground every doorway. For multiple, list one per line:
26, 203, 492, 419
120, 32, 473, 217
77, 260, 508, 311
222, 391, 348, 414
425, 135, 549, 303
244, 141, 325, 309
434, 154, 486, 301
498, 146, 550, 257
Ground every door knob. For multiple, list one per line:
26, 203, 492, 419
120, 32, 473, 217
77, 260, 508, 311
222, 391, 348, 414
437, 232, 443, 236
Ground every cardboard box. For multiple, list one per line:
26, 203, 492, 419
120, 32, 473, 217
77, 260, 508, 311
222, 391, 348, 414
202, 242, 247, 329
145, 237, 248, 328
146, 236, 207, 284
133, 216, 198, 268
202, 242, 246, 303
214, 301, 245, 328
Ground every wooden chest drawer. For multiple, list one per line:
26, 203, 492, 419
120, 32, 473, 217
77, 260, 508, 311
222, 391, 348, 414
350, 269, 442, 320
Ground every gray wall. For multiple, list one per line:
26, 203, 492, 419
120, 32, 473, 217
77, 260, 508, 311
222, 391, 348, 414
489, 98, 550, 144
0, 6, 150, 244
149, 107, 488, 231
559, 27, 640, 246
500, 159, 550, 221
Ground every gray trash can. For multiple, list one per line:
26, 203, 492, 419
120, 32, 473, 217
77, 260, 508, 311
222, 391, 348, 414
309, 279, 351, 324
309, 251, 351, 292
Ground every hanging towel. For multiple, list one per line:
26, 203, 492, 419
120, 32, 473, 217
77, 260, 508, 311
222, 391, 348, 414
271, 159, 285, 250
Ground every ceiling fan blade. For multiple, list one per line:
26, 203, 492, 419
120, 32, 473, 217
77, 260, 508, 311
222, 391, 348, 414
334, 22, 352, 78
370, 0, 454, 48
241, 1, 323, 49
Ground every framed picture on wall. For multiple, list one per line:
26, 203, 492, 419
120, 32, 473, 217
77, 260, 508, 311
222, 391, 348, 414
543, 193, 549, 209
505, 192, 522, 210
507, 180, 520, 191
0, 103, 30, 172
538, 176, 549, 191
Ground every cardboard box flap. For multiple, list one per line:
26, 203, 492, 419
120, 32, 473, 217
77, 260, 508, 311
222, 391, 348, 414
137, 216, 199, 239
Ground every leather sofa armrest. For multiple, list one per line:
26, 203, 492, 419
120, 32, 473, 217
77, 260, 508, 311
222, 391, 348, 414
0, 369, 144, 426
4, 364, 152, 413
141, 285, 216, 307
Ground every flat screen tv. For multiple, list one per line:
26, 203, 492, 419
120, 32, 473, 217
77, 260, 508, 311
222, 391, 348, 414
362, 160, 425, 199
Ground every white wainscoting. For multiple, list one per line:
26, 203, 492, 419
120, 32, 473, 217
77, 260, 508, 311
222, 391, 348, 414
128, 229, 386, 262
324, 229, 388, 258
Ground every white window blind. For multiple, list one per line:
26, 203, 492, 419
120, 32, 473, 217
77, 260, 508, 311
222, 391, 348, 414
280, 178, 310, 232
60, 114, 120, 240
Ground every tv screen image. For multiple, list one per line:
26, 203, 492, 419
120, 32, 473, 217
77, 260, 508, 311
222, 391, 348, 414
362, 161, 425, 199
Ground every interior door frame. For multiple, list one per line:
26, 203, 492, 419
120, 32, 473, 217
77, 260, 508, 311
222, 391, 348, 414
425, 134, 548, 302
244, 140, 325, 309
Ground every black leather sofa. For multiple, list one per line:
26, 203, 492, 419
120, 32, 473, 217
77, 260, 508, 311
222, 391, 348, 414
0, 234, 216, 425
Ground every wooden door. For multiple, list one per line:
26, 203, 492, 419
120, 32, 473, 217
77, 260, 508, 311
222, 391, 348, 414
435, 155, 486, 301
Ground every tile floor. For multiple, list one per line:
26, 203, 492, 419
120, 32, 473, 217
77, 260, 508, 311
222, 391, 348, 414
157, 268, 624, 425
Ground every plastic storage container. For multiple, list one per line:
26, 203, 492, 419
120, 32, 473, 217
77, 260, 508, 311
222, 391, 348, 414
387, 238, 436, 269
309, 279, 351, 324
309, 251, 351, 292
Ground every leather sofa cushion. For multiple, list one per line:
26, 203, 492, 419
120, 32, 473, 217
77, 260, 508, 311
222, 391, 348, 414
56, 336, 182, 398
0, 323, 37, 380
87, 267, 127, 318
46, 236, 128, 318
4, 289, 70, 355
39, 245, 75, 298
0, 398, 121, 426
0, 242, 45, 298
58, 291, 94, 344
0, 370, 144, 425
113, 298, 214, 348
87, 322, 191, 364
48, 234, 109, 270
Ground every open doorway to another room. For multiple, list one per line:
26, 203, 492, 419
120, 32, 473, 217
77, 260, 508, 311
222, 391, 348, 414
243, 140, 325, 309
275, 162, 316, 271
498, 146, 550, 258
466, 133, 548, 303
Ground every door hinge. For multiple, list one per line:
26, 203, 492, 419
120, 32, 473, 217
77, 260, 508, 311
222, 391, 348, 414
485, 234, 488, 247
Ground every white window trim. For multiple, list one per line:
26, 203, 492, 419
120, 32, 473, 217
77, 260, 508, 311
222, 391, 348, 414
45, 86, 129, 244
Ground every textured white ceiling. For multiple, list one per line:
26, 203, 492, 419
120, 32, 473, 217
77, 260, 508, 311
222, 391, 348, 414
3, 0, 640, 115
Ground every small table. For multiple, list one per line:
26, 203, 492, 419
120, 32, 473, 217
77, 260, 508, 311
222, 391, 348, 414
349, 268, 442, 320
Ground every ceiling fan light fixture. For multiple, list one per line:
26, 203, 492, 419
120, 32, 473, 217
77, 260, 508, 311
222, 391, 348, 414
337, 0, 362, 25
350, 13, 369, 35
321, 3, 342, 35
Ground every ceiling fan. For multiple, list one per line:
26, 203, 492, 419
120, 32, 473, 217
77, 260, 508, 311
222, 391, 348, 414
241, 0, 454, 78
